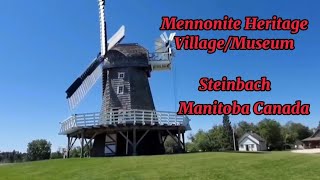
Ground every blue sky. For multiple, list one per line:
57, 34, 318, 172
0, 0, 319, 152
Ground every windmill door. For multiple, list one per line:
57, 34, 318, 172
105, 134, 117, 156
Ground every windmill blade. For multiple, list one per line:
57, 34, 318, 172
65, 1, 127, 110
169, 32, 176, 41
65, 25, 125, 110
66, 56, 103, 109
107, 25, 125, 51
160, 33, 167, 43
163, 32, 168, 41
98, 0, 107, 56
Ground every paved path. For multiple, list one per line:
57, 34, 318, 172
291, 148, 320, 154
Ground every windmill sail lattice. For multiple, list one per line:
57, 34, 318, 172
98, 0, 107, 56
66, 56, 103, 110
65, 0, 125, 110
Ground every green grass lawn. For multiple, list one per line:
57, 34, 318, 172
0, 152, 319, 180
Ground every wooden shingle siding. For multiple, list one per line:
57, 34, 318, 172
101, 44, 154, 114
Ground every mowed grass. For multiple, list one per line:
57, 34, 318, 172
0, 152, 319, 180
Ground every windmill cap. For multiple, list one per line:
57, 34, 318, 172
104, 43, 150, 68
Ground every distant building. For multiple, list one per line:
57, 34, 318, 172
284, 140, 304, 150
238, 132, 267, 152
294, 140, 304, 149
302, 128, 320, 148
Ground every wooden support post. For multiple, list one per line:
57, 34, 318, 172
70, 137, 77, 149
119, 131, 133, 146
67, 135, 70, 158
178, 128, 182, 150
67, 137, 77, 158
158, 131, 163, 144
175, 133, 185, 151
133, 128, 137, 155
80, 131, 84, 158
126, 131, 128, 155
84, 132, 98, 157
182, 131, 186, 152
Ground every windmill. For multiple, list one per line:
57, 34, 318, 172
59, 0, 191, 157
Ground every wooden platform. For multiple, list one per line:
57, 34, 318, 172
60, 109, 191, 157
59, 109, 191, 135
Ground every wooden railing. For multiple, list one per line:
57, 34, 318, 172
59, 109, 191, 135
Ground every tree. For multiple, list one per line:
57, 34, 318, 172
257, 119, 283, 150
186, 133, 200, 152
27, 139, 51, 161
187, 129, 216, 152
187, 124, 234, 152
235, 121, 257, 138
221, 115, 234, 151
282, 121, 312, 144
185, 142, 198, 152
191, 129, 211, 151
0, 151, 26, 163
164, 136, 181, 154
207, 125, 225, 151
186, 118, 315, 152
69, 146, 81, 158
51, 151, 63, 159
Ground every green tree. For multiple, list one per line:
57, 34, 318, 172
188, 129, 215, 152
164, 136, 182, 154
69, 146, 81, 157
235, 121, 257, 138
187, 125, 231, 152
282, 121, 312, 144
51, 151, 63, 159
192, 130, 211, 151
257, 119, 283, 150
27, 139, 51, 161
0, 151, 26, 163
221, 115, 234, 151
185, 142, 198, 152
207, 125, 225, 151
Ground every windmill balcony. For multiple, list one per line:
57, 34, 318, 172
59, 109, 191, 135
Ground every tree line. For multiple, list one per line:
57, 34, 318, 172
185, 116, 316, 152
0, 139, 58, 163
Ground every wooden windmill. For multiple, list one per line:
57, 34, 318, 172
60, 0, 191, 157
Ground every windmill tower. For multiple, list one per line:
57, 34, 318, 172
59, 0, 191, 157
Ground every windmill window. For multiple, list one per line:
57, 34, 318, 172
118, 72, 125, 79
117, 86, 124, 94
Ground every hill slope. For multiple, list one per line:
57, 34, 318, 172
0, 152, 319, 180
